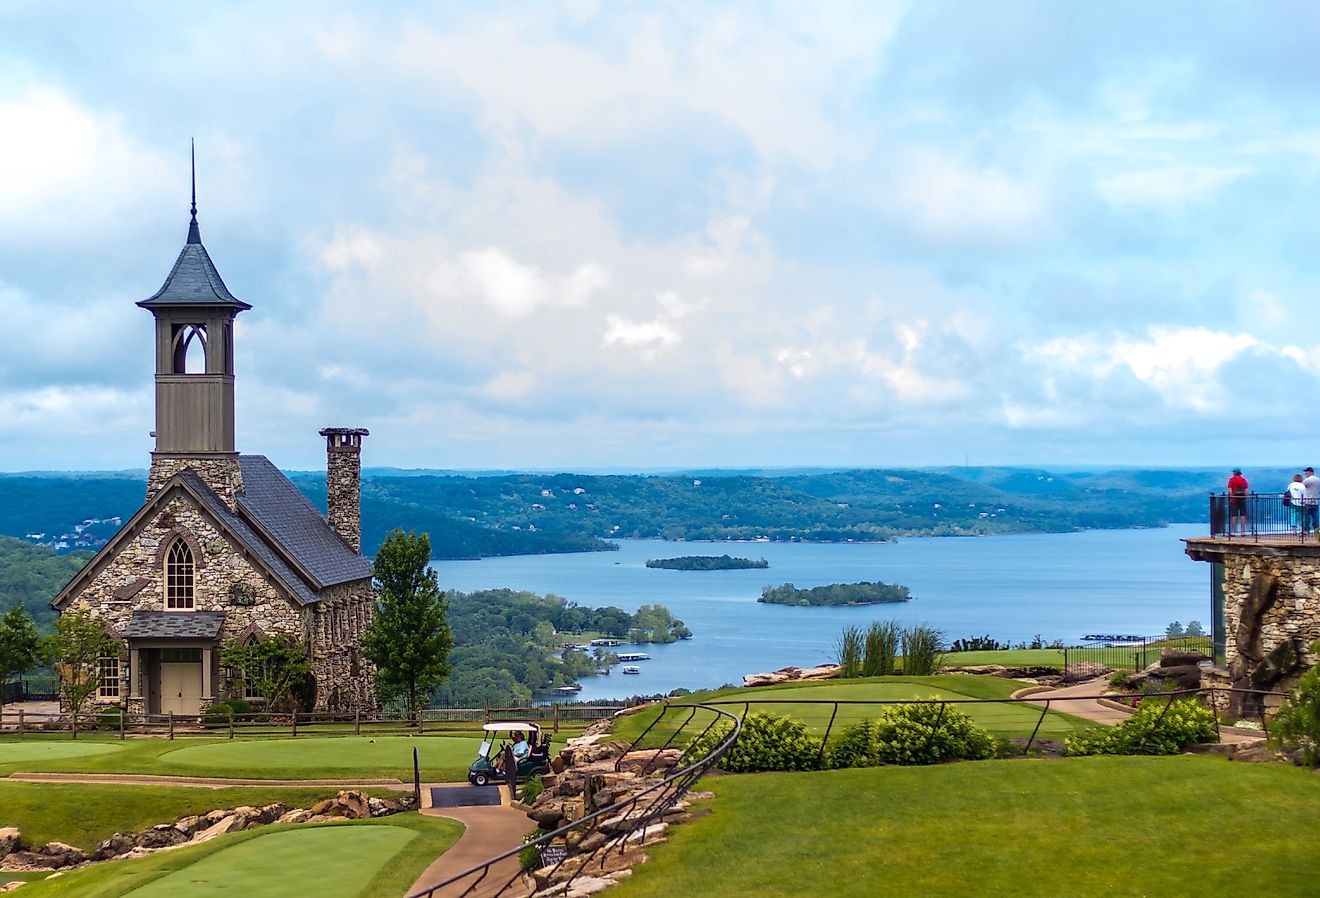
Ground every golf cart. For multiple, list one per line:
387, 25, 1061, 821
467, 721, 552, 786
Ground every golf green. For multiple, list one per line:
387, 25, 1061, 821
123, 825, 417, 897
0, 742, 124, 764
159, 735, 473, 772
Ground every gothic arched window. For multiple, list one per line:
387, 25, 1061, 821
171, 324, 208, 375
165, 539, 195, 610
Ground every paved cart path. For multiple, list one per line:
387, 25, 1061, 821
409, 784, 532, 898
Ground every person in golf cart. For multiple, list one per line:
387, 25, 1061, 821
468, 721, 552, 786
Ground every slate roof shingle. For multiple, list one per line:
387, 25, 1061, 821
237, 455, 373, 588
177, 471, 322, 607
124, 610, 226, 640
136, 238, 251, 310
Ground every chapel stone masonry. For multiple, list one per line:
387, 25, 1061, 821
53, 185, 377, 716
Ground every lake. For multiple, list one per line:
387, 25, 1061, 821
431, 525, 1210, 701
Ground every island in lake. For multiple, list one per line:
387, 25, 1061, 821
758, 581, 911, 606
646, 554, 770, 571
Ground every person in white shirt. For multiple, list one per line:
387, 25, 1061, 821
1288, 474, 1307, 532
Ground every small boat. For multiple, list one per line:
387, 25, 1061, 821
617, 652, 650, 662
553, 685, 582, 695
622, 666, 641, 675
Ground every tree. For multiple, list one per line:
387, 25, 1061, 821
47, 609, 120, 738
1166, 621, 1185, 639
361, 529, 453, 720
219, 635, 313, 713
0, 605, 43, 716
1185, 620, 1205, 637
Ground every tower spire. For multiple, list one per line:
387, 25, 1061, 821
187, 139, 201, 245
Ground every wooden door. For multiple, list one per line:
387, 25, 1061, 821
159, 662, 202, 715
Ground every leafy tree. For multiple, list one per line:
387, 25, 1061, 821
362, 529, 454, 720
1185, 620, 1205, 637
47, 609, 120, 738
1166, 621, 1185, 638
0, 605, 43, 715
219, 635, 314, 713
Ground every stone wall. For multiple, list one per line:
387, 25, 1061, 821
147, 454, 243, 509
310, 580, 376, 712
61, 495, 305, 714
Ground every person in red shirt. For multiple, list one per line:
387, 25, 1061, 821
1227, 468, 1249, 536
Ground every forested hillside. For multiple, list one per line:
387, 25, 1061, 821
0, 465, 1248, 564
0, 536, 91, 627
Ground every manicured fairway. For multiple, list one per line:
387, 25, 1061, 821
125, 826, 416, 897
159, 734, 475, 773
0, 741, 124, 764
16, 817, 461, 898
610, 756, 1320, 898
614, 675, 1093, 745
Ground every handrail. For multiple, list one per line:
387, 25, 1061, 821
405, 702, 742, 898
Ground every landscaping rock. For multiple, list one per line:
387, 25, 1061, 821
1, 881, 25, 893
1160, 651, 1211, 668
191, 814, 245, 844
174, 815, 203, 837
91, 832, 135, 861
1, 850, 63, 871
0, 829, 20, 859
38, 842, 86, 867
276, 809, 315, 825
257, 804, 288, 825
137, 825, 187, 850
616, 748, 683, 776
333, 790, 371, 820
367, 797, 404, 818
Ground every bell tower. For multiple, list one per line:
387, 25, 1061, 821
138, 146, 251, 507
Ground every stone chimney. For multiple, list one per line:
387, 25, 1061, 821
319, 427, 369, 552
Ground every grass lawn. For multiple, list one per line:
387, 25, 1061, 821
614, 675, 1092, 746
15, 816, 461, 898
0, 733, 492, 781
611, 756, 1320, 898
0, 781, 381, 850
941, 648, 1065, 668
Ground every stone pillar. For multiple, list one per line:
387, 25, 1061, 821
147, 453, 244, 510
129, 648, 142, 700
319, 428, 369, 552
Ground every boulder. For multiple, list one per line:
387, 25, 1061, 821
276, 809, 315, 825
308, 799, 334, 816
1160, 651, 1211, 668
91, 832, 136, 862
0, 829, 20, 859
1, 850, 63, 871
367, 797, 404, 818
174, 815, 203, 837
333, 790, 371, 820
257, 804, 288, 825
38, 842, 86, 867
1, 881, 25, 893
137, 825, 187, 850
616, 748, 683, 776
191, 814, 245, 844
528, 796, 584, 829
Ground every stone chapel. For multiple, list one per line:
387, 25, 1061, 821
52, 189, 376, 716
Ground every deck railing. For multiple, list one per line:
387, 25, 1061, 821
1209, 492, 1318, 541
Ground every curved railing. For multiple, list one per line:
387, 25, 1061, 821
406, 701, 741, 898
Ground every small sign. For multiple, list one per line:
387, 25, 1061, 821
538, 845, 569, 868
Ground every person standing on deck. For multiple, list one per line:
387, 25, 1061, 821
1227, 467, 1249, 536
1303, 467, 1320, 533
1288, 474, 1307, 532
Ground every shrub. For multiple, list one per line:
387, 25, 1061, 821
519, 828, 548, 871
862, 621, 900, 677
520, 775, 545, 803
900, 625, 945, 676
826, 719, 883, 769
1108, 671, 1133, 690
1064, 698, 1217, 756
948, 635, 1007, 653
97, 706, 124, 730
835, 626, 863, 679
687, 712, 823, 773
202, 701, 232, 727
869, 702, 995, 766
1271, 640, 1320, 766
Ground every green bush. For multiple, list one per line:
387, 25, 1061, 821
202, 701, 234, 726
1108, 671, 1133, 690
519, 827, 548, 871
520, 775, 545, 803
826, 719, 883, 769
867, 703, 995, 766
835, 626, 863, 679
862, 621, 899, 677
687, 712, 823, 773
96, 706, 124, 730
1065, 698, 1217, 756
900, 625, 945, 676
1271, 640, 1320, 766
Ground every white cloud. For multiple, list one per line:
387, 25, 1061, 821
1095, 164, 1250, 209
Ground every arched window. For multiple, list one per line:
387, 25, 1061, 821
171, 324, 208, 374
165, 539, 195, 610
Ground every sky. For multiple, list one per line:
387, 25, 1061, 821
2, 1, 1319, 473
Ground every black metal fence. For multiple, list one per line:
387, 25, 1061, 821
1210, 492, 1318, 541
405, 701, 742, 898
1063, 634, 1215, 681
1, 677, 58, 704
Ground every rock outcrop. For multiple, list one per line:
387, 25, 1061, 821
742, 663, 839, 688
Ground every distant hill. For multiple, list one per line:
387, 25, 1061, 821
0, 465, 1287, 565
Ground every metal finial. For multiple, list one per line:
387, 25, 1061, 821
187, 139, 201, 245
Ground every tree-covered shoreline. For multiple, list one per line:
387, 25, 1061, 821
646, 554, 769, 571
758, 581, 912, 607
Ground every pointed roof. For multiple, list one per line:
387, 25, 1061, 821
136, 150, 251, 311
